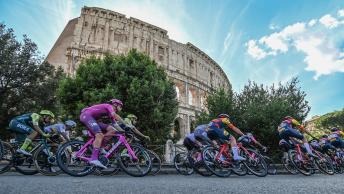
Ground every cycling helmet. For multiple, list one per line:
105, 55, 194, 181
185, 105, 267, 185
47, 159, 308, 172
109, 99, 123, 106
321, 134, 328, 138
284, 116, 293, 120
217, 114, 230, 119
238, 135, 251, 146
330, 127, 339, 132
310, 140, 320, 150
39, 110, 55, 118
65, 120, 77, 128
127, 114, 137, 120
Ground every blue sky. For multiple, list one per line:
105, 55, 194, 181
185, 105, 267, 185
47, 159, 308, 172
1, 0, 344, 119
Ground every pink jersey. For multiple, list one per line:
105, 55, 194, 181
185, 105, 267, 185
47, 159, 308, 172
81, 104, 116, 121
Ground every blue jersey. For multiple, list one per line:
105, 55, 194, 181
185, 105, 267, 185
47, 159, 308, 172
44, 123, 66, 133
194, 124, 208, 138
186, 133, 196, 142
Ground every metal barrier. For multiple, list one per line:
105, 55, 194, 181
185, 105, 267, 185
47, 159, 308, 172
146, 143, 186, 164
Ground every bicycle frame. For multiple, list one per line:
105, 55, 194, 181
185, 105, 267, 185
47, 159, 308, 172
294, 144, 314, 164
215, 142, 256, 163
75, 133, 138, 162
13, 138, 49, 157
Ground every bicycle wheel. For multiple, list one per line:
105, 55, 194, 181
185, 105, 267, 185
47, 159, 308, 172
147, 150, 161, 176
0, 140, 3, 159
188, 149, 213, 177
231, 161, 248, 176
95, 155, 120, 176
263, 156, 277, 175
241, 149, 267, 177
174, 152, 194, 175
57, 141, 95, 177
0, 142, 14, 174
33, 144, 62, 176
314, 152, 334, 175
333, 157, 343, 174
117, 145, 152, 177
281, 154, 298, 174
13, 147, 39, 175
288, 150, 313, 176
201, 146, 231, 177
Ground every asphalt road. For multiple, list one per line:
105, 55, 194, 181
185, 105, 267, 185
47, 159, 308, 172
0, 173, 343, 194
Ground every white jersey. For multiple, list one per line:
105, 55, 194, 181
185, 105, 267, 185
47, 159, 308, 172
44, 123, 66, 133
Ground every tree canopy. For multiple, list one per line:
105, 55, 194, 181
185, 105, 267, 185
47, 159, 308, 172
196, 77, 310, 158
0, 23, 64, 138
58, 50, 178, 144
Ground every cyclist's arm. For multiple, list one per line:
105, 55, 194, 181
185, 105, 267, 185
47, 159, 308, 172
339, 131, 344, 137
60, 132, 70, 142
33, 125, 46, 136
228, 124, 245, 136
131, 127, 147, 139
112, 112, 126, 125
251, 136, 265, 148
222, 118, 244, 136
292, 119, 313, 137
111, 122, 125, 132
31, 113, 47, 136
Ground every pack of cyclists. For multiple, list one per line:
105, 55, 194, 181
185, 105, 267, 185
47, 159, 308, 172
1, 97, 343, 176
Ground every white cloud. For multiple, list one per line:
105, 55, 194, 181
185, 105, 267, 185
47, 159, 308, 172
259, 33, 288, 53
223, 32, 231, 52
269, 23, 279, 30
246, 9, 344, 79
256, 22, 306, 55
338, 9, 344, 17
246, 40, 269, 60
308, 19, 317, 27
319, 14, 340, 29
294, 36, 344, 79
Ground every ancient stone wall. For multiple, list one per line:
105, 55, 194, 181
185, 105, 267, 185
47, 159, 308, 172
46, 6, 231, 139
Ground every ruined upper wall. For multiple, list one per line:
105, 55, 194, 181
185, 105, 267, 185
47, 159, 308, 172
47, 6, 230, 91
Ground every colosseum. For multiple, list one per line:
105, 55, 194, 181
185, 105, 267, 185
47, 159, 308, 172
46, 6, 231, 139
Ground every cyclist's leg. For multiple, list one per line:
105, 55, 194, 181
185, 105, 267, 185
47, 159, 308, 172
9, 119, 35, 155
183, 137, 194, 151
331, 138, 344, 149
206, 129, 219, 146
284, 128, 314, 155
228, 135, 245, 161
80, 113, 106, 168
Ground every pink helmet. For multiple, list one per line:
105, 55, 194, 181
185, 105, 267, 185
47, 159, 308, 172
110, 99, 123, 106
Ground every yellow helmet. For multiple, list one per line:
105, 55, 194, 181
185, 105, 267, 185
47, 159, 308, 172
39, 110, 55, 118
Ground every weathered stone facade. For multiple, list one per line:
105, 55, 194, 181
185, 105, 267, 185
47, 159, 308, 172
46, 6, 231, 138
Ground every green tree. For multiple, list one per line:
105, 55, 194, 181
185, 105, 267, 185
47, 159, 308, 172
195, 88, 233, 125
233, 78, 310, 155
58, 50, 178, 144
196, 77, 310, 158
315, 108, 344, 130
0, 23, 64, 138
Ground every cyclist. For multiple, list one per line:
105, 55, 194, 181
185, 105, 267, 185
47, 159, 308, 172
120, 114, 150, 141
79, 99, 126, 168
8, 110, 55, 156
244, 133, 268, 152
183, 133, 200, 151
277, 116, 316, 157
206, 114, 246, 161
44, 120, 77, 142
193, 124, 213, 145
328, 127, 344, 148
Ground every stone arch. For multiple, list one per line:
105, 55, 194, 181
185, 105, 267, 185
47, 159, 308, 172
172, 117, 183, 139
